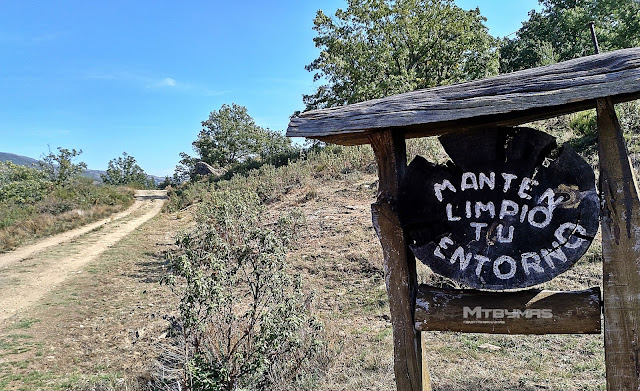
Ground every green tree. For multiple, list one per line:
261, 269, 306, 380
101, 152, 154, 188
195, 103, 263, 166
172, 152, 197, 184
38, 147, 87, 186
182, 103, 295, 172
499, 0, 640, 72
303, 0, 498, 110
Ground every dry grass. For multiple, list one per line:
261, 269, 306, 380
266, 170, 606, 391
6, 107, 640, 389
0, 204, 130, 251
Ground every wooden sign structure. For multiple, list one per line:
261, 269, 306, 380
398, 127, 599, 290
287, 47, 640, 390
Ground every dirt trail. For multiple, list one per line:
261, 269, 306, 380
0, 190, 167, 322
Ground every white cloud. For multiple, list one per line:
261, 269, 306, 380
158, 77, 177, 87
79, 69, 227, 96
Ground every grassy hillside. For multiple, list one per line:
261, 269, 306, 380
154, 105, 640, 391
0, 161, 135, 252
2, 105, 639, 390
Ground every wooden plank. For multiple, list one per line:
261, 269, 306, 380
597, 97, 640, 390
398, 127, 600, 290
369, 130, 426, 391
420, 333, 432, 391
287, 47, 640, 145
415, 285, 601, 334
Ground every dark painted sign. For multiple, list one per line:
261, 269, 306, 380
398, 127, 599, 290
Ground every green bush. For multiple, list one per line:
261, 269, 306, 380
0, 162, 134, 251
0, 161, 51, 204
164, 190, 323, 391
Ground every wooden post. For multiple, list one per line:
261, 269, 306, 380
597, 97, 640, 390
369, 130, 428, 391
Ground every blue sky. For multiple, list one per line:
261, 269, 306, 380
0, 1, 541, 177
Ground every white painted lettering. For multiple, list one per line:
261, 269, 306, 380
474, 255, 491, 277
521, 252, 545, 275
528, 206, 553, 228
499, 199, 519, 219
518, 177, 538, 200
540, 247, 566, 268
502, 173, 518, 192
475, 201, 496, 219
493, 256, 517, 280
434, 179, 456, 202
520, 204, 529, 223
539, 188, 562, 209
451, 246, 473, 270
433, 236, 454, 259
461, 172, 478, 191
554, 222, 588, 249
470, 222, 488, 241
478, 172, 496, 190
446, 203, 461, 221
497, 224, 514, 243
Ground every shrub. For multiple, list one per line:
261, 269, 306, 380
163, 190, 323, 391
0, 172, 134, 251
101, 152, 155, 189
0, 161, 51, 204
38, 147, 87, 186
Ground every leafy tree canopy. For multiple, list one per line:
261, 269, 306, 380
38, 147, 87, 186
303, 0, 499, 110
101, 152, 154, 188
500, 0, 640, 72
174, 103, 296, 182
194, 103, 264, 167
0, 161, 50, 204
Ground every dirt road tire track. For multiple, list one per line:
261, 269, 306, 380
0, 190, 167, 322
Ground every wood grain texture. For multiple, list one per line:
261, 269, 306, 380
420, 333, 432, 391
287, 47, 640, 145
415, 285, 601, 334
597, 97, 640, 390
369, 130, 427, 391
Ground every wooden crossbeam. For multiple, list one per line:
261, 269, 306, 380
415, 285, 601, 334
287, 48, 640, 145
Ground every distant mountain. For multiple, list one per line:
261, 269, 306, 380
0, 152, 162, 184
0, 152, 39, 167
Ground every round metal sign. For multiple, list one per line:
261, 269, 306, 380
398, 127, 599, 290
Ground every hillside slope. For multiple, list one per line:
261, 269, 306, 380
0, 151, 162, 183
0, 152, 38, 167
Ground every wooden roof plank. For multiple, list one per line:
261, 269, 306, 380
287, 47, 640, 145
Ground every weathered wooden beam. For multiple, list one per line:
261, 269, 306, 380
287, 48, 640, 145
415, 285, 601, 334
370, 130, 427, 391
420, 333, 432, 391
597, 97, 640, 390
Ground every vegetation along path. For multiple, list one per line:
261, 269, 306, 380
0, 190, 168, 322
